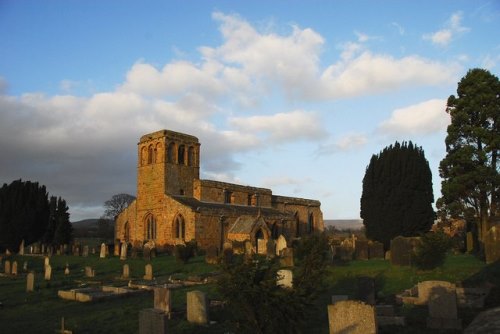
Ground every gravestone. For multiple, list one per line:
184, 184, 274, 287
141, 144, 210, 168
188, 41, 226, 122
91, 247, 96, 255
385, 251, 391, 260
205, 245, 218, 264
328, 300, 377, 334
280, 247, 294, 267
26, 272, 35, 292
426, 281, 461, 329
355, 240, 369, 260
73, 245, 80, 256
266, 239, 276, 258
154, 287, 172, 314
5, 260, 11, 274
120, 243, 127, 260
82, 245, 89, 257
244, 240, 253, 258
23, 261, 28, 272
139, 308, 167, 334
64, 264, 70, 275
45, 264, 52, 281
44, 256, 50, 268
368, 241, 384, 259
484, 226, 500, 264
85, 266, 95, 278
144, 264, 153, 280
187, 290, 208, 325
417, 281, 456, 305
11, 261, 18, 276
19, 239, 25, 255
390, 236, 420, 266
357, 276, 375, 305
122, 264, 130, 279
114, 243, 120, 257
277, 269, 293, 288
276, 235, 287, 256
100, 243, 107, 258
466, 232, 474, 253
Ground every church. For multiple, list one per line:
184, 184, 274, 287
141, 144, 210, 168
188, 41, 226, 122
115, 129, 324, 253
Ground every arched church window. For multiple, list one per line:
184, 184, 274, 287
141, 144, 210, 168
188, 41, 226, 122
141, 147, 148, 166
148, 145, 154, 164
145, 214, 156, 240
167, 142, 175, 163
178, 145, 185, 165
174, 214, 185, 240
308, 213, 314, 234
188, 146, 195, 166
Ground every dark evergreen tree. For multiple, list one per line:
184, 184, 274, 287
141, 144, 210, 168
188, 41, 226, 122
438, 68, 499, 246
52, 197, 72, 246
41, 196, 57, 245
0, 180, 50, 251
360, 142, 435, 248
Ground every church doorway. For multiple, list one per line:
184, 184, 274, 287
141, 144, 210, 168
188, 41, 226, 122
255, 228, 267, 255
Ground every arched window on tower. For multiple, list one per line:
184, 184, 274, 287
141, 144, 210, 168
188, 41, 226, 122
167, 142, 175, 163
174, 214, 185, 240
141, 147, 148, 166
188, 146, 195, 166
145, 214, 156, 240
178, 145, 185, 165
148, 145, 154, 164
308, 213, 314, 234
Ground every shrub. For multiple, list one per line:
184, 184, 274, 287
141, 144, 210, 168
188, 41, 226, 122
413, 231, 452, 270
174, 240, 197, 264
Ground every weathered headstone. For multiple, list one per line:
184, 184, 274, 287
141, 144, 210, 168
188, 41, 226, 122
26, 272, 35, 292
244, 240, 253, 258
186, 290, 208, 325
277, 269, 293, 288
45, 264, 52, 280
85, 266, 95, 278
154, 287, 172, 314
328, 300, 377, 334
82, 245, 89, 257
484, 226, 500, 264
368, 241, 384, 259
144, 264, 153, 280
139, 308, 167, 334
23, 261, 28, 272
122, 264, 130, 279
4, 260, 11, 274
100, 243, 107, 258
355, 240, 369, 260
427, 281, 461, 329
276, 235, 287, 256
466, 232, 474, 253
44, 256, 50, 268
19, 239, 25, 255
357, 276, 375, 305
64, 264, 70, 275
390, 236, 421, 266
385, 250, 391, 260
114, 243, 120, 257
417, 281, 456, 305
205, 245, 218, 264
266, 239, 276, 258
120, 243, 127, 260
11, 261, 18, 276
280, 247, 294, 267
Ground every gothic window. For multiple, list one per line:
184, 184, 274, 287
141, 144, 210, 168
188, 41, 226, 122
145, 214, 156, 240
148, 145, 154, 164
308, 213, 314, 234
178, 145, 185, 165
155, 143, 162, 162
141, 147, 148, 165
188, 146, 195, 166
124, 221, 130, 241
295, 212, 300, 237
247, 194, 252, 206
167, 142, 175, 163
174, 214, 185, 240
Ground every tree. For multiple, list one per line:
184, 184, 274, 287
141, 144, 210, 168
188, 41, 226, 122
360, 142, 435, 248
0, 180, 50, 251
438, 68, 500, 246
52, 197, 72, 246
103, 193, 136, 219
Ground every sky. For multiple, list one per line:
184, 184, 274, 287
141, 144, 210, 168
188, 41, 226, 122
0, 1, 499, 222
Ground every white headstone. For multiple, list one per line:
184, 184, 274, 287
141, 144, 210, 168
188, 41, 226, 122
187, 290, 208, 325
144, 264, 153, 280
120, 243, 127, 260
277, 269, 293, 288
100, 243, 107, 258
26, 272, 35, 292
276, 235, 287, 256
44, 264, 52, 281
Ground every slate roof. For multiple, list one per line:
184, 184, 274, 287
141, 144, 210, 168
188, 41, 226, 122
228, 216, 262, 234
170, 195, 293, 220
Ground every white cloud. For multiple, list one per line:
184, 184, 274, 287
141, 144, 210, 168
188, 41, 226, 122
391, 22, 405, 35
423, 11, 470, 47
377, 99, 449, 135
229, 110, 327, 143
316, 133, 367, 155
261, 175, 311, 188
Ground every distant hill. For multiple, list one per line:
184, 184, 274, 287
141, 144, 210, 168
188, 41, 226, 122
72, 218, 99, 229
72, 218, 113, 238
324, 219, 363, 230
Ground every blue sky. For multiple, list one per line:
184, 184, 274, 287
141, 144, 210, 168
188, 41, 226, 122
0, 1, 499, 221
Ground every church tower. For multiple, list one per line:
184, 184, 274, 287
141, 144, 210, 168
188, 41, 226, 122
136, 130, 200, 211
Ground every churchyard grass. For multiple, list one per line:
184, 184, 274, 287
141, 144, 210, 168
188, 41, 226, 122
0, 253, 489, 333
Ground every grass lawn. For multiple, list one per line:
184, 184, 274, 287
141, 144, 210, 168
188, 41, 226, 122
0, 252, 495, 333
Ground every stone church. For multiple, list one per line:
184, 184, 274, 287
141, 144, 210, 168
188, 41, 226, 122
115, 129, 323, 253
